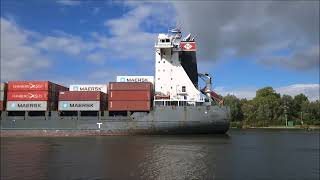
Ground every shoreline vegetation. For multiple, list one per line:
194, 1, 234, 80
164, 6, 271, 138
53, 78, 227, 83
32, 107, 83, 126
230, 122, 320, 130
223, 87, 320, 129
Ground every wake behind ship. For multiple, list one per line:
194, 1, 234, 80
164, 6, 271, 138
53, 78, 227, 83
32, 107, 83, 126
0, 29, 230, 135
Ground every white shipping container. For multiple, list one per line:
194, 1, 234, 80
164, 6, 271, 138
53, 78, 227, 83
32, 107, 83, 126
7, 101, 47, 111
0, 83, 7, 91
0, 91, 4, 101
59, 101, 100, 111
116, 76, 154, 84
69, 84, 107, 93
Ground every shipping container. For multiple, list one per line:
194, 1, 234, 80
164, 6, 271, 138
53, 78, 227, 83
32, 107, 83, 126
8, 81, 68, 92
0, 91, 5, 101
59, 101, 101, 111
1, 82, 7, 91
59, 91, 107, 101
7, 91, 52, 101
6, 101, 47, 111
0, 100, 4, 111
116, 76, 154, 84
108, 100, 150, 111
69, 84, 107, 93
109, 82, 152, 91
8, 81, 50, 91
108, 91, 151, 101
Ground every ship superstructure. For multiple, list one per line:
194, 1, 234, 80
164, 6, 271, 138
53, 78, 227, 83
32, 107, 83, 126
154, 29, 201, 104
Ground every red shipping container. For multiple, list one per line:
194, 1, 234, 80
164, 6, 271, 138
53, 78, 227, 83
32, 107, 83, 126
108, 91, 151, 101
108, 100, 150, 111
8, 81, 68, 92
8, 81, 51, 91
109, 82, 152, 91
0, 101, 4, 111
7, 91, 51, 101
59, 91, 106, 101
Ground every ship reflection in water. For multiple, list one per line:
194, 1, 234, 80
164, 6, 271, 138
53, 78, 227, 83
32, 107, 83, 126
1, 130, 319, 180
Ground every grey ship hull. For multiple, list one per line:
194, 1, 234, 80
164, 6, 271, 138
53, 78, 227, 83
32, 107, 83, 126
0, 106, 230, 135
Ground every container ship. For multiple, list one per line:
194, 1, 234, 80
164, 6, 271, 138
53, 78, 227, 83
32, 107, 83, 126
0, 29, 230, 136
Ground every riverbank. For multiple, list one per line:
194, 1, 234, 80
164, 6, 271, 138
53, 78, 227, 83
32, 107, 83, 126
231, 125, 320, 130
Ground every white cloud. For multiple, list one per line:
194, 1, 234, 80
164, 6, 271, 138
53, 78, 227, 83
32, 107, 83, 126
276, 84, 320, 101
86, 52, 106, 64
215, 86, 257, 100
261, 45, 320, 70
95, 3, 173, 61
35, 35, 94, 56
173, 1, 319, 71
0, 2, 170, 84
218, 84, 320, 101
56, 0, 81, 6
37, 3, 171, 63
104, 5, 152, 36
0, 18, 50, 81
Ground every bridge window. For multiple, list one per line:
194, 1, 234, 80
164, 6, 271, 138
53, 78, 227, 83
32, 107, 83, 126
166, 39, 170, 42
182, 86, 186, 92
161, 39, 165, 43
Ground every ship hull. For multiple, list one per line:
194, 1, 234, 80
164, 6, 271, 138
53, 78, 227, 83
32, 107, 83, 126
0, 106, 230, 136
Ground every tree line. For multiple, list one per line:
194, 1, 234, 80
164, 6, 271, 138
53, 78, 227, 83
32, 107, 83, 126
222, 87, 320, 127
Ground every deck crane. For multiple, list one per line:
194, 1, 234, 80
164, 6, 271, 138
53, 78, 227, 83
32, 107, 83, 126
198, 73, 224, 105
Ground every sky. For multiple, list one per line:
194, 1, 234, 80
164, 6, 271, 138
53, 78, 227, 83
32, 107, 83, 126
1, 0, 319, 100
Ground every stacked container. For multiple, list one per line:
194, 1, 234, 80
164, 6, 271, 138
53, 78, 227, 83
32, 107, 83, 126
6, 81, 68, 111
58, 91, 107, 111
69, 84, 108, 94
108, 82, 152, 111
0, 82, 7, 111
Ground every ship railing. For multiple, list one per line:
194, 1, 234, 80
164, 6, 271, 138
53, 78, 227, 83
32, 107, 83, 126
153, 99, 205, 107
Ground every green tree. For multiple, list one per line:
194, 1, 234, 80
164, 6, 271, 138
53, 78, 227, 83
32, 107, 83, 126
281, 94, 295, 122
252, 87, 281, 125
301, 100, 320, 125
223, 88, 319, 127
293, 94, 309, 113
223, 95, 244, 122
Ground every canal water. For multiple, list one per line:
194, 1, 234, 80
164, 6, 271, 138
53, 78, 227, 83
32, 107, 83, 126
1, 129, 319, 180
